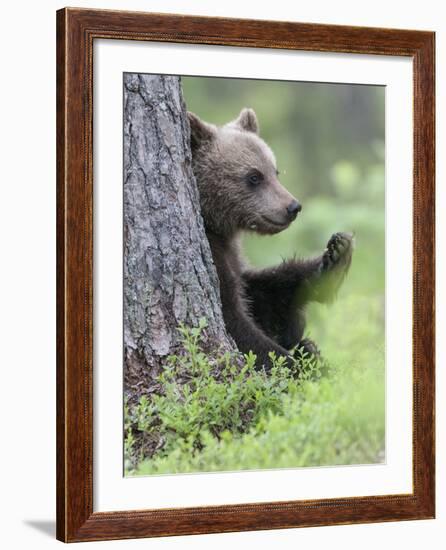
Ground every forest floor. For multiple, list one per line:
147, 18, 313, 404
125, 293, 385, 476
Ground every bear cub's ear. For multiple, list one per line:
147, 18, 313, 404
188, 112, 216, 150
231, 108, 259, 134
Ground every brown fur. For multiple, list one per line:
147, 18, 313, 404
188, 108, 353, 370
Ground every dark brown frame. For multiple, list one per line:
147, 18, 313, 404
56, 7, 435, 542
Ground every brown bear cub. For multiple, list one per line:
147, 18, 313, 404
188, 108, 353, 371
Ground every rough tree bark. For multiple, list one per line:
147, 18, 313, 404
123, 74, 235, 400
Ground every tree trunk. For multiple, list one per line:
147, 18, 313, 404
123, 74, 235, 399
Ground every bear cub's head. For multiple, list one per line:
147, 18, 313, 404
188, 108, 301, 238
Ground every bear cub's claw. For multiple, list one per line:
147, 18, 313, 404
321, 232, 354, 273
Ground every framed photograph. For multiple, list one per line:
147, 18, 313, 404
56, 8, 435, 542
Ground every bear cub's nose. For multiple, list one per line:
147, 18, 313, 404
287, 200, 302, 219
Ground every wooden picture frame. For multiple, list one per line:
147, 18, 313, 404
56, 7, 435, 542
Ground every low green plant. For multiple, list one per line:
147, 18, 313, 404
134, 361, 384, 475
125, 319, 314, 473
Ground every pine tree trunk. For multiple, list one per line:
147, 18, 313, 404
123, 74, 235, 399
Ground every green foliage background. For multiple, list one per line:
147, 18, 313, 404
126, 76, 386, 475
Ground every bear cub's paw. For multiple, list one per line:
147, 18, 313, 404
321, 232, 354, 274
291, 338, 327, 379
296, 338, 320, 359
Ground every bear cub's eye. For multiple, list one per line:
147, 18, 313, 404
246, 170, 263, 186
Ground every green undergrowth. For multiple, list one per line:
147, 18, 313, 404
125, 296, 385, 476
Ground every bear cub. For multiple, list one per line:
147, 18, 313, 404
188, 107, 353, 370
